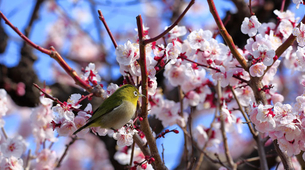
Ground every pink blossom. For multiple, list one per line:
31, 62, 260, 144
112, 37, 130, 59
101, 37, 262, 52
168, 25, 187, 40
249, 62, 267, 77
116, 41, 139, 65
35, 149, 57, 170
293, 22, 305, 46
82, 63, 101, 85
193, 125, 208, 148
1, 136, 27, 158
0, 89, 8, 117
187, 29, 212, 50
0, 156, 23, 170
165, 40, 182, 62
241, 15, 261, 37
253, 45, 275, 66
113, 127, 137, 147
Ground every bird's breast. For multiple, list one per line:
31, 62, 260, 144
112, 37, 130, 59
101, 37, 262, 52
98, 100, 136, 129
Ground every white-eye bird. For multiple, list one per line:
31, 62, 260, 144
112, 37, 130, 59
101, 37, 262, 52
73, 84, 143, 135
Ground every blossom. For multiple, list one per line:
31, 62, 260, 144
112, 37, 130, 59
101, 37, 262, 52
241, 15, 261, 37
253, 45, 275, 66
187, 29, 212, 50
293, 23, 305, 46
113, 127, 137, 147
0, 156, 23, 170
35, 149, 57, 170
168, 25, 187, 40
82, 63, 101, 84
1, 136, 27, 158
292, 0, 303, 8
164, 61, 190, 86
278, 20, 293, 39
193, 125, 208, 148
274, 10, 298, 22
165, 40, 182, 62
0, 89, 8, 117
249, 62, 267, 77
116, 41, 139, 65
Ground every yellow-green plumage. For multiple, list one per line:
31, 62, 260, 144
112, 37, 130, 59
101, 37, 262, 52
73, 84, 142, 135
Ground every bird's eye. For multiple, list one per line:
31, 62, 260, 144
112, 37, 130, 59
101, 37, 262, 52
133, 91, 138, 96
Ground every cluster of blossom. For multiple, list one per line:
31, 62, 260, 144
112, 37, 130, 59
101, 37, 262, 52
248, 93, 305, 159
0, 89, 25, 169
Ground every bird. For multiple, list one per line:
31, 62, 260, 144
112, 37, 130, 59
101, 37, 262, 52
73, 84, 144, 135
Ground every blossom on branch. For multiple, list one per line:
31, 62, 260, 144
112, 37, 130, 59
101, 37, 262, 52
241, 15, 261, 37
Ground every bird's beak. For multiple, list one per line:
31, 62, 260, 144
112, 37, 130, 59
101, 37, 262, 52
139, 93, 146, 98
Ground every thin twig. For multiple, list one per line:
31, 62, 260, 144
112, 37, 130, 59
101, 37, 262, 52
195, 108, 218, 170
56, 137, 78, 168
161, 143, 165, 163
24, 149, 31, 170
187, 107, 194, 170
98, 10, 118, 48
143, 0, 195, 44
130, 141, 136, 166
230, 86, 257, 137
216, 82, 235, 169
178, 86, 189, 167
1, 127, 8, 139
273, 140, 294, 170
248, 0, 254, 15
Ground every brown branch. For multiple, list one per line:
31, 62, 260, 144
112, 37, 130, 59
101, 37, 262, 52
195, 108, 218, 170
0, 12, 51, 55
273, 140, 295, 170
56, 136, 78, 168
137, 15, 167, 170
248, 0, 254, 15
230, 86, 257, 137
129, 141, 136, 166
207, 0, 249, 71
178, 86, 189, 168
98, 10, 118, 48
133, 133, 151, 156
142, 0, 195, 45
0, 12, 98, 94
216, 82, 235, 169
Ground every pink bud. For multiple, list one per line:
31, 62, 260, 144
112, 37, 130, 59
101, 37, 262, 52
141, 163, 147, 169
16, 82, 25, 96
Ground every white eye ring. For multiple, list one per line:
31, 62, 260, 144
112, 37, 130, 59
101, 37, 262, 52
133, 91, 138, 96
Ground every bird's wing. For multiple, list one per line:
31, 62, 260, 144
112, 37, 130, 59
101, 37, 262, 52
87, 98, 123, 124
73, 98, 123, 135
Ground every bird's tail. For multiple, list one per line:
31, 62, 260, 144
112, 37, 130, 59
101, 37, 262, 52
73, 122, 91, 135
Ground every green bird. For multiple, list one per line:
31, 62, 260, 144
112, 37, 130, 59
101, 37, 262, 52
73, 84, 144, 135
